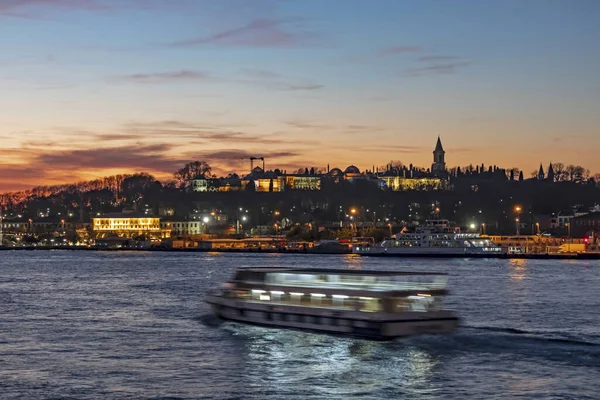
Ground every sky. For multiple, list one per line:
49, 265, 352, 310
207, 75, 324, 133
1, 0, 599, 192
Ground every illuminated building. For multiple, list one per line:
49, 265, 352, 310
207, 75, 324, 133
189, 175, 209, 192
242, 167, 285, 192
380, 176, 447, 191
284, 175, 321, 190
93, 211, 161, 238
160, 221, 204, 236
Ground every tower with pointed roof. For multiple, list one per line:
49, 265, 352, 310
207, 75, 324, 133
431, 136, 446, 174
537, 163, 545, 180
547, 163, 555, 182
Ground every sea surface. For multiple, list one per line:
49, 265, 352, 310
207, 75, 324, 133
0, 251, 599, 400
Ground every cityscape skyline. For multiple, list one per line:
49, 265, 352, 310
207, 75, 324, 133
1, 0, 600, 192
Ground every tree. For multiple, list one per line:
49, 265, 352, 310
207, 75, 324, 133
245, 180, 256, 193
518, 171, 524, 181
174, 161, 212, 188
552, 162, 566, 181
268, 179, 274, 192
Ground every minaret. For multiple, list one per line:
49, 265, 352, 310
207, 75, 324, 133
537, 163, 545, 180
431, 135, 446, 174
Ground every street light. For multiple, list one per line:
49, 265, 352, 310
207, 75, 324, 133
514, 206, 522, 236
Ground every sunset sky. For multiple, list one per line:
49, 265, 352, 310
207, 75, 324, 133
1, 0, 599, 192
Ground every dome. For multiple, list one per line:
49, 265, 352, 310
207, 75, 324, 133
328, 168, 343, 176
344, 165, 360, 174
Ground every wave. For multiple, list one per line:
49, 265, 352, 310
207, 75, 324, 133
463, 325, 600, 347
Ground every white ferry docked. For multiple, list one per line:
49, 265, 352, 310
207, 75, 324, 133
205, 267, 459, 340
353, 219, 505, 256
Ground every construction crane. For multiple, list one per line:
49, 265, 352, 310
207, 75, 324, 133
241, 156, 265, 173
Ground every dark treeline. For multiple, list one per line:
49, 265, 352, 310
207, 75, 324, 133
1, 161, 599, 236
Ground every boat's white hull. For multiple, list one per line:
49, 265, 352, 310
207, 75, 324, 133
353, 246, 505, 256
206, 295, 459, 340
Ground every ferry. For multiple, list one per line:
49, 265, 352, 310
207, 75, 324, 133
205, 267, 459, 340
353, 219, 505, 256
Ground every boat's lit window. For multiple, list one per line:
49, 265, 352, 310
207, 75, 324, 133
311, 293, 326, 297
332, 295, 348, 299
251, 289, 266, 294
259, 294, 270, 301
289, 292, 304, 296
270, 291, 285, 295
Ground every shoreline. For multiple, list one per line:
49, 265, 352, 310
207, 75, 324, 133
1, 246, 600, 259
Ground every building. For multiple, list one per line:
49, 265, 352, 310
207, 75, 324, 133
379, 175, 446, 191
431, 136, 446, 174
188, 175, 209, 192
284, 174, 321, 190
571, 212, 600, 239
242, 167, 285, 192
92, 210, 161, 239
161, 220, 205, 236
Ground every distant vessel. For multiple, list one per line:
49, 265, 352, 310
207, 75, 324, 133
353, 219, 505, 256
205, 267, 459, 340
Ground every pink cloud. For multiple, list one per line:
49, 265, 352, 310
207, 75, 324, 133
170, 18, 310, 48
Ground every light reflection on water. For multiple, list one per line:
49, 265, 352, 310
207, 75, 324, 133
0, 251, 599, 399
508, 258, 528, 281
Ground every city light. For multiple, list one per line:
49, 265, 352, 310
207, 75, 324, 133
203, 217, 209, 223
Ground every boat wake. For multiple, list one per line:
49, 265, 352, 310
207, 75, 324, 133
195, 314, 223, 328
463, 325, 600, 347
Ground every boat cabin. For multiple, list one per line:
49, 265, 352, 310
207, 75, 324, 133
220, 268, 450, 314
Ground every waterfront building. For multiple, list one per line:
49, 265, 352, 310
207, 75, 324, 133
92, 210, 161, 239
571, 212, 600, 239
161, 220, 204, 236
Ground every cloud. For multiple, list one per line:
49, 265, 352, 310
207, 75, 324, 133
112, 70, 210, 84
35, 143, 184, 171
238, 68, 280, 79
402, 61, 472, 77
284, 121, 384, 133
120, 120, 300, 145
200, 149, 298, 161
285, 120, 332, 130
342, 145, 426, 153
279, 83, 324, 91
169, 17, 315, 48
418, 55, 460, 62
378, 46, 422, 56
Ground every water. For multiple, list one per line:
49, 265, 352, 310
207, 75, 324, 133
0, 251, 599, 399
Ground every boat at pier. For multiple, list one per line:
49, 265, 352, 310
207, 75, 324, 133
205, 267, 459, 340
353, 219, 505, 256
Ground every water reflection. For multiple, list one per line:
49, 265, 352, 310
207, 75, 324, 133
508, 258, 528, 281
227, 323, 440, 398
342, 254, 363, 270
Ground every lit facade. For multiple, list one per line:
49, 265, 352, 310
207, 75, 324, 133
93, 214, 161, 238
380, 176, 446, 191
189, 176, 209, 192
161, 221, 204, 235
285, 175, 321, 190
